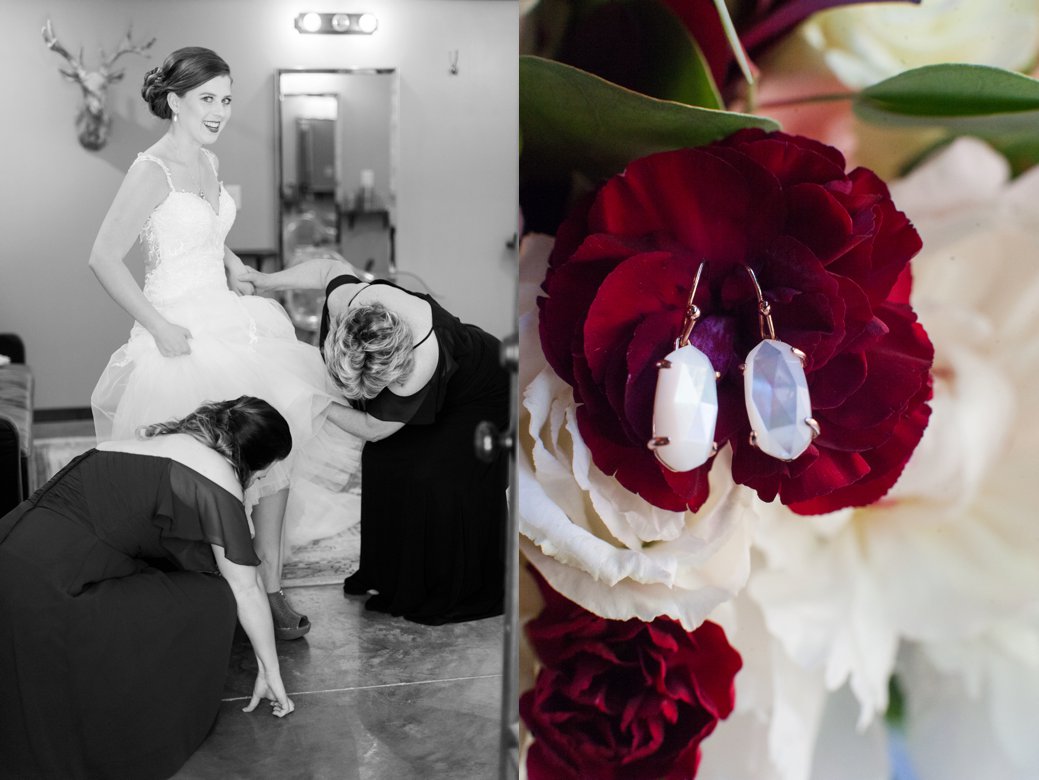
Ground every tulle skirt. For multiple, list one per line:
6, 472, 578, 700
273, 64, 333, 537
91, 287, 360, 546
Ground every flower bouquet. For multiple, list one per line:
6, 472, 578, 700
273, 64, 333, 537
517, 1, 1039, 778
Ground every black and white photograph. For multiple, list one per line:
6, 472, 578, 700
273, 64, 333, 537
0, 1, 518, 777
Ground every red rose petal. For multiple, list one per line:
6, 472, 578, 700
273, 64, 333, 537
625, 312, 685, 441
522, 571, 742, 780
790, 386, 932, 514
831, 276, 877, 355
888, 264, 914, 306
826, 304, 933, 430
719, 131, 847, 187
540, 262, 620, 386
660, 462, 713, 513
572, 353, 632, 445
538, 132, 932, 512
547, 191, 595, 270
592, 148, 755, 262
809, 350, 868, 410
602, 341, 641, 443
701, 145, 786, 255
575, 405, 693, 512
776, 447, 872, 504
684, 621, 742, 718
584, 252, 695, 383
786, 182, 857, 262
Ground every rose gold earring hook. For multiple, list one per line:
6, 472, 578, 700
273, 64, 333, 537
676, 262, 706, 349
744, 266, 775, 341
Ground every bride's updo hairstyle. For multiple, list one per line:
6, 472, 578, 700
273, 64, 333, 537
139, 396, 291, 487
324, 303, 415, 401
141, 47, 231, 120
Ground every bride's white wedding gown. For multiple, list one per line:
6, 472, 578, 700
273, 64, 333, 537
92, 150, 359, 546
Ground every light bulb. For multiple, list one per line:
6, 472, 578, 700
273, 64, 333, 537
331, 13, 350, 32
300, 12, 322, 33
357, 13, 378, 33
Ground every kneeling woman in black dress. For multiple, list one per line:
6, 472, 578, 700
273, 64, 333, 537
245, 259, 508, 625
0, 397, 295, 780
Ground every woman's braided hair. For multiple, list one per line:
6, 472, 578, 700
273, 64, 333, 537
139, 396, 291, 487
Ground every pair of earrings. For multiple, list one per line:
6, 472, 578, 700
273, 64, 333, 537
647, 263, 819, 472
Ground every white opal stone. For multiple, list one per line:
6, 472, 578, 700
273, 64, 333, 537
650, 344, 718, 472
744, 339, 813, 461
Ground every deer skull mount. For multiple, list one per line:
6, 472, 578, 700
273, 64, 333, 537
41, 19, 156, 151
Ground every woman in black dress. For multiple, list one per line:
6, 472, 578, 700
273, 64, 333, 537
245, 259, 508, 624
0, 397, 296, 780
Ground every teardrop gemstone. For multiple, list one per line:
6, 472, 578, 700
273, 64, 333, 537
744, 339, 814, 461
650, 344, 718, 472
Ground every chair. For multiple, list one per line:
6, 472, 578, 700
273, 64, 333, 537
0, 334, 33, 515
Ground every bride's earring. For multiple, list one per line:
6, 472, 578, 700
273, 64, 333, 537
647, 262, 720, 472
739, 266, 819, 461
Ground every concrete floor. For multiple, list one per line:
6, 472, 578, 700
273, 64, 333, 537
176, 585, 505, 779
32, 419, 506, 778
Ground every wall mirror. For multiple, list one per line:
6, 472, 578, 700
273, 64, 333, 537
276, 69, 398, 333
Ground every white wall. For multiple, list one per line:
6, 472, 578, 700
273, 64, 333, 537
0, 0, 518, 409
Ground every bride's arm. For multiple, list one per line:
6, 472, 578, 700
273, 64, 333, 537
89, 163, 192, 356
243, 258, 357, 292
223, 247, 255, 296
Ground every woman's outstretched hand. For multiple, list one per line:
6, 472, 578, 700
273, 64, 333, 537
243, 668, 295, 718
152, 321, 193, 357
238, 267, 268, 291
227, 265, 256, 296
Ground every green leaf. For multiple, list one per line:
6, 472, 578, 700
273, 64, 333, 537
520, 55, 779, 183
557, 0, 723, 109
885, 674, 906, 731
987, 133, 1039, 176
856, 62, 1039, 118
855, 64, 1039, 175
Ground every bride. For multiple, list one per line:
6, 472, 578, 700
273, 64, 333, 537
88, 45, 354, 639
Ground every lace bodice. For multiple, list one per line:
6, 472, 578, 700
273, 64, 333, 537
134, 150, 236, 306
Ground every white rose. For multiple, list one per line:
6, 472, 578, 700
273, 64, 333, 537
739, 137, 1039, 735
898, 622, 1039, 780
801, 0, 1039, 88
517, 234, 755, 630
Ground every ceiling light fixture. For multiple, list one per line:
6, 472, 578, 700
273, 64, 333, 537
294, 12, 379, 35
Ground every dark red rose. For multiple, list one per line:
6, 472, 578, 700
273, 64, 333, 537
538, 129, 933, 514
521, 570, 741, 780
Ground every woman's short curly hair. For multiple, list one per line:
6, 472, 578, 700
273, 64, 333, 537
324, 303, 416, 400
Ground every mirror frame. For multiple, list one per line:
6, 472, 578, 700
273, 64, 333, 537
274, 67, 398, 273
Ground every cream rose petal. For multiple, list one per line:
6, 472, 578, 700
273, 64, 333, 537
742, 136, 1039, 740
807, 685, 889, 780
802, 0, 1039, 88
517, 233, 753, 630
748, 511, 899, 730
699, 593, 832, 780
899, 633, 1039, 780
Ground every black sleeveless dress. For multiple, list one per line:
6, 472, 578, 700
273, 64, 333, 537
0, 449, 258, 780
320, 274, 508, 624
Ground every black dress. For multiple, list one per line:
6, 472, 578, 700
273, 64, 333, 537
0, 449, 258, 780
320, 274, 508, 624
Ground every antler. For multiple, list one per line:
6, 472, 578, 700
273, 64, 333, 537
41, 18, 87, 84
99, 25, 156, 82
